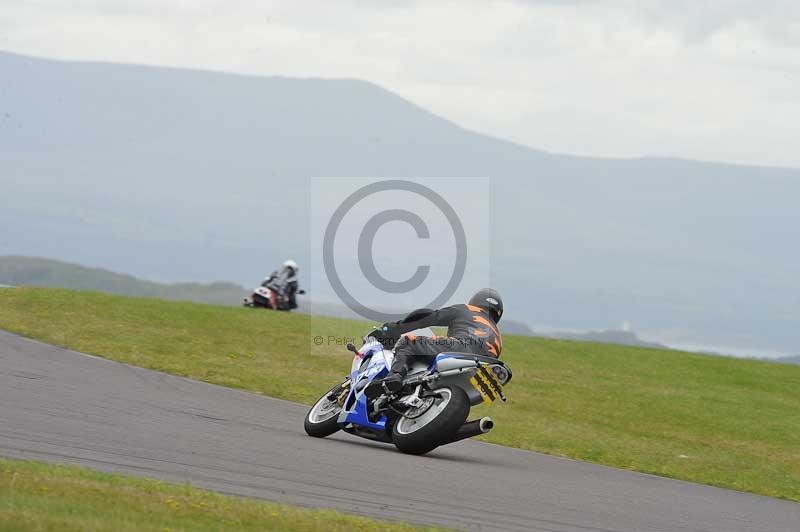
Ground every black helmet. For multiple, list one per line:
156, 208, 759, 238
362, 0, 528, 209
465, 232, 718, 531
469, 288, 503, 323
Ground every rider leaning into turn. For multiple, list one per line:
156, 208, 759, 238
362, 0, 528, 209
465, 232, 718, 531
263, 259, 300, 309
365, 288, 503, 398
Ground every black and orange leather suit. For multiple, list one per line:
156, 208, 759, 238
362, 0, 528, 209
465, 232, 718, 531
380, 304, 502, 378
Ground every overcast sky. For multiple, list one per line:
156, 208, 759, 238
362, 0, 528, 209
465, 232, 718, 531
3, 0, 799, 167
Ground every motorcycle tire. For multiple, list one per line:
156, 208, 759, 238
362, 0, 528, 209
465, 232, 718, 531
391, 386, 469, 455
304, 384, 346, 438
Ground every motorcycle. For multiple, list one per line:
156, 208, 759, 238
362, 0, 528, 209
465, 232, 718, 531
243, 278, 304, 311
304, 311, 512, 455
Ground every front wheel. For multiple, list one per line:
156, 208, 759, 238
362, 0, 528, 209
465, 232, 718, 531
304, 382, 347, 438
391, 386, 469, 455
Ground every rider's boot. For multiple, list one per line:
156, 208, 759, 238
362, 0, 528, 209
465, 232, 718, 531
364, 371, 404, 398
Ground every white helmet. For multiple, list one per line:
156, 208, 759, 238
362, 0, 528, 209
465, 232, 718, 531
282, 259, 299, 274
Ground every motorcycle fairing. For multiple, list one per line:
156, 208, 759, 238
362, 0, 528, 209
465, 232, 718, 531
337, 339, 392, 431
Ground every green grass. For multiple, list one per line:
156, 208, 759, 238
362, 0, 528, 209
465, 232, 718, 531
0, 457, 443, 532
1, 287, 799, 502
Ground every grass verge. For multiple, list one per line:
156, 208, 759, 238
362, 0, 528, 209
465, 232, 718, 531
0, 457, 442, 532
1, 287, 799, 501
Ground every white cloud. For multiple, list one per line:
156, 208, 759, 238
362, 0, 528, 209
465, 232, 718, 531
3, 0, 799, 166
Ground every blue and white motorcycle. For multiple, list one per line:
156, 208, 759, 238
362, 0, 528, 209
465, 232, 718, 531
304, 311, 513, 455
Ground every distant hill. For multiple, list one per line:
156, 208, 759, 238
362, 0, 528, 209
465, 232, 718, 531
500, 320, 536, 336
3, 51, 800, 356
0, 256, 246, 306
776, 355, 800, 365
545, 329, 667, 350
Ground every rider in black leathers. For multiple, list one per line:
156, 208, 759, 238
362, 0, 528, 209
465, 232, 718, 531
365, 288, 504, 397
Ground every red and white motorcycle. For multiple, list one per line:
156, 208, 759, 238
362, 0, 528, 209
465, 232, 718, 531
243, 278, 304, 311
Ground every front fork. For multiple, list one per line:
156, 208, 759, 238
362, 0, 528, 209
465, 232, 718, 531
326, 380, 350, 406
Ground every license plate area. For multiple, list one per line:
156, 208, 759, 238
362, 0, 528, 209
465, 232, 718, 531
470, 364, 503, 403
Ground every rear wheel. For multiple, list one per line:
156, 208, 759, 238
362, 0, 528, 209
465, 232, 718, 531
304, 382, 347, 438
391, 386, 469, 455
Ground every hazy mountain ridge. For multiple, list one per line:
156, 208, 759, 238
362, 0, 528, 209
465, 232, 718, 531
543, 330, 667, 349
2, 51, 799, 356
0, 256, 247, 306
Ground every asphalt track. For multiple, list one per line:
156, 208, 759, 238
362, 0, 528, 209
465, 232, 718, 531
1, 330, 798, 531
